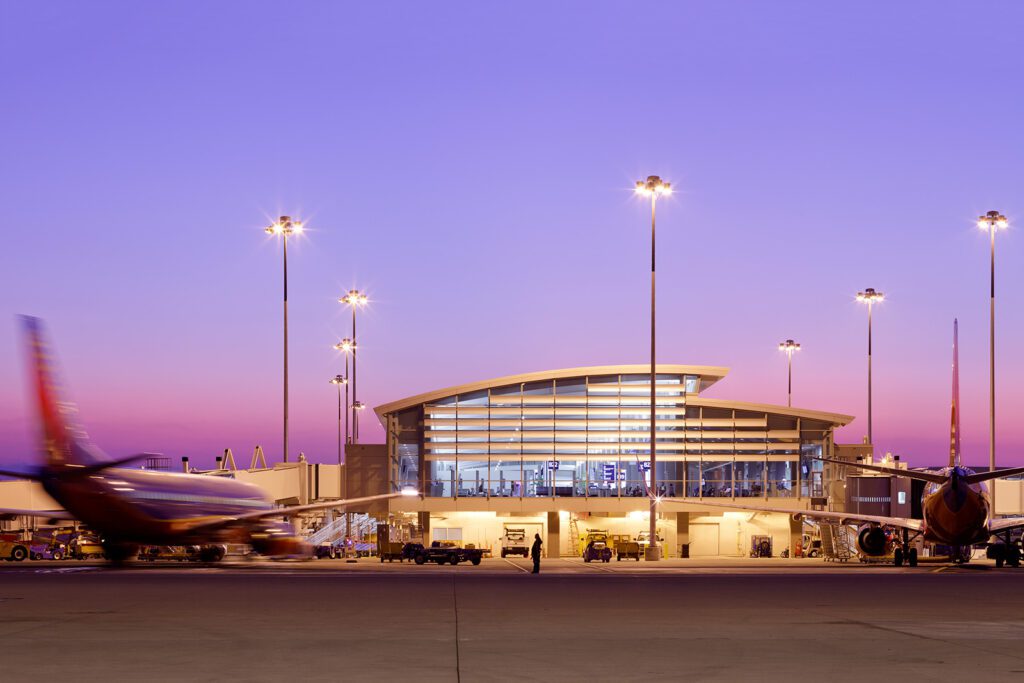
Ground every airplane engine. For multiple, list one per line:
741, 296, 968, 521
856, 524, 890, 556
250, 521, 313, 559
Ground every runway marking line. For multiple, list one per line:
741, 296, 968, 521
566, 557, 616, 573
503, 558, 530, 573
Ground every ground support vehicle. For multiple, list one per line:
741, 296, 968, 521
30, 541, 67, 560
500, 528, 529, 558
68, 535, 104, 560
139, 545, 201, 562
413, 542, 483, 566
314, 542, 343, 559
750, 535, 773, 558
636, 531, 664, 554
1, 538, 29, 562
583, 540, 612, 563
379, 541, 405, 562
616, 541, 641, 561
401, 542, 425, 561
138, 545, 226, 562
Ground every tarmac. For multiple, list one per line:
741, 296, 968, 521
2, 557, 1024, 681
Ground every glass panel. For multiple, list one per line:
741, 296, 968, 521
622, 459, 649, 497
701, 460, 733, 497
801, 444, 823, 497
734, 461, 765, 497
456, 460, 488, 497
397, 443, 419, 489
768, 460, 796, 497
458, 390, 488, 407
565, 460, 587, 496
686, 461, 701, 497
586, 459, 619, 497
523, 461, 546, 497
655, 461, 684, 498
428, 460, 456, 498
489, 459, 522, 497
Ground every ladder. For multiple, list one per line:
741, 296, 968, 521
569, 516, 580, 557
820, 523, 854, 562
307, 515, 348, 546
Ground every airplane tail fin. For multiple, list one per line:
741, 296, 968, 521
20, 316, 109, 470
949, 319, 961, 469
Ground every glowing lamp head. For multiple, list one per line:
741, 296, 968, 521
634, 175, 671, 198
340, 289, 369, 307
978, 210, 1008, 231
857, 288, 884, 304
265, 215, 302, 236
334, 338, 356, 353
779, 339, 801, 353
329, 374, 348, 386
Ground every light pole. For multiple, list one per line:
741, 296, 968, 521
856, 288, 884, 449
329, 375, 348, 465
978, 210, 1008, 504
778, 339, 801, 407
339, 290, 368, 443
334, 338, 355, 446
265, 215, 303, 463
353, 401, 366, 448
635, 175, 671, 561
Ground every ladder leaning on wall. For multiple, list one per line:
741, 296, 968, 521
568, 515, 580, 558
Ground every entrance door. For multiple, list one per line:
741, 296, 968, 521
690, 523, 720, 557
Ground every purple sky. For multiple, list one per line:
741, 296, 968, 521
2, 3, 1024, 469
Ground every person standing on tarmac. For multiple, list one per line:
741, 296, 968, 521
531, 533, 542, 574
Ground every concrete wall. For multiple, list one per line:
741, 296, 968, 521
688, 512, 793, 557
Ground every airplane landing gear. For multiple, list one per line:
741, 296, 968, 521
895, 529, 919, 567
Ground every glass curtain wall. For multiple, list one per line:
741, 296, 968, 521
418, 372, 824, 500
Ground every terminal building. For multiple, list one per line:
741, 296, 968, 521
374, 364, 856, 558
8, 362, 1024, 559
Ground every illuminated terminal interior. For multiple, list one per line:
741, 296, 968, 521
375, 364, 856, 557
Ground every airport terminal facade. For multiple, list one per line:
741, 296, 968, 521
375, 364, 856, 558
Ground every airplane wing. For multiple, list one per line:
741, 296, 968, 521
0, 507, 76, 520
660, 498, 924, 531
172, 492, 408, 535
815, 456, 948, 484
965, 466, 1024, 485
987, 517, 1024, 534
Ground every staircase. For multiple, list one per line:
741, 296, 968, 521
820, 523, 854, 562
307, 515, 348, 546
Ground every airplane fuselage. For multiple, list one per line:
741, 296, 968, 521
41, 468, 275, 545
921, 467, 991, 546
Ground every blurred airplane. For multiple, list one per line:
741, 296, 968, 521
0, 316, 413, 563
665, 320, 1024, 567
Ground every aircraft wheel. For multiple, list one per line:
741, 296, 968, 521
908, 548, 918, 567
894, 547, 904, 567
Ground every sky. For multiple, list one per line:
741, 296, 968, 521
2, 2, 1023, 469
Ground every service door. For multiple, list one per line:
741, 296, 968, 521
690, 523, 720, 557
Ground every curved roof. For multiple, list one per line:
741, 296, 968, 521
373, 364, 730, 419
688, 397, 854, 427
